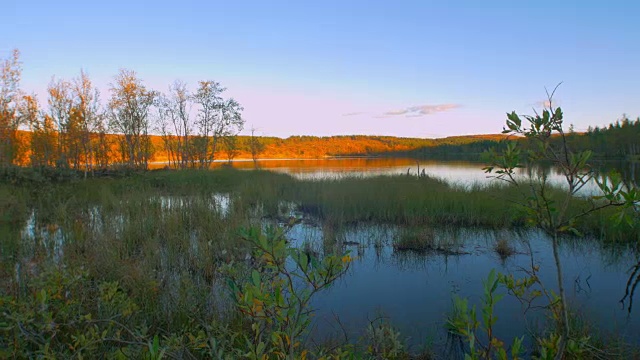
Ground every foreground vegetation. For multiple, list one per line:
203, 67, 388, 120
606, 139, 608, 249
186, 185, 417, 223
0, 169, 428, 358
1, 167, 639, 358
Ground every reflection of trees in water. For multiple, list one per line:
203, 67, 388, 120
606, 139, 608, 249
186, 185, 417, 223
593, 160, 639, 188
389, 250, 431, 271
443, 332, 466, 360
551, 234, 640, 314
515, 160, 639, 194
594, 161, 640, 313
621, 262, 640, 314
560, 236, 637, 265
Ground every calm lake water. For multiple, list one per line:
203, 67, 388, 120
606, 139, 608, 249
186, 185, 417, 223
223, 157, 639, 195
200, 157, 507, 182
285, 223, 640, 354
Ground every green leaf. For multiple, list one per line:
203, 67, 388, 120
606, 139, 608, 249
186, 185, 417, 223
251, 270, 261, 287
511, 336, 524, 358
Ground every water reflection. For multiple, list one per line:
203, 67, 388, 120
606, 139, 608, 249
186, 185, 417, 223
153, 157, 639, 196
20, 211, 65, 264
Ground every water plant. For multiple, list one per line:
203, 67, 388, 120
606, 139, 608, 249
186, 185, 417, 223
446, 269, 525, 360
493, 238, 516, 261
393, 227, 437, 252
365, 318, 406, 359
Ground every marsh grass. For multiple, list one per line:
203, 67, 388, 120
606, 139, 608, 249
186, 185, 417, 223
494, 238, 517, 260
393, 227, 437, 252
2, 174, 255, 334
393, 226, 468, 255
285, 175, 521, 228
49, 168, 636, 242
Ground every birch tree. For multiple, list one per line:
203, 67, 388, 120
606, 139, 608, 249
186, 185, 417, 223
0, 49, 22, 167
158, 80, 192, 168
193, 81, 244, 168
249, 127, 265, 168
47, 77, 73, 167
222, 135, 239, 164
108, 69, 156, 169
19, 94, 56, 167
71, 70, 103, 177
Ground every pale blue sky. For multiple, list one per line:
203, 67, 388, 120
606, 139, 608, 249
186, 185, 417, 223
2, 0, 639, 137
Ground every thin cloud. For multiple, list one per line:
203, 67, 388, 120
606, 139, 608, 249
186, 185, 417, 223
342, 104, 460, 119
342, 111, 365, 117
383, 104, 461, 117
534, 99, 561, 109
385, 109, 409, 116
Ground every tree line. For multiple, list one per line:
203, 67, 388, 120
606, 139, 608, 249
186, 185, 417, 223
0, 49, 250, 175
383, 119, 640, 161
574, 116, 640, 158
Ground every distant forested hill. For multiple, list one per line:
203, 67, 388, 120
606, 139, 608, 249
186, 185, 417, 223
569, 116, 640, 158
229, 134, 508, 159
380, 116, 640, 161
11, 117, 638, 165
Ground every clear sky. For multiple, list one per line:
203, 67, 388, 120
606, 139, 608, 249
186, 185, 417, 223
2, 0, 639, 138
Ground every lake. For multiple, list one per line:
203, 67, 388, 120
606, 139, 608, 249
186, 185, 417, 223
286, 223, 639, 354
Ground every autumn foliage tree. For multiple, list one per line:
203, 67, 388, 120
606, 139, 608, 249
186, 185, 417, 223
19, 95, 57, 167
108, 70, 156, 169
249, 127, 265, 167
2, 52, 249, 173
158, 80, 193, 168
192, 81, 244, 168
47, 77, 73, 167
157, 80, 245, 169
0, 49, 22, 167
71, 70, 103, 177
222, 135, 239, 164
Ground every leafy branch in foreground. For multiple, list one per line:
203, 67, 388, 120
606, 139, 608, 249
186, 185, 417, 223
446, 269, 524, 360
228, 222, 351, 360
482, 85, 639, 359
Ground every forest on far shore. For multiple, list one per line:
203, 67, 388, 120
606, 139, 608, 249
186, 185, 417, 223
7, 116, 640, 167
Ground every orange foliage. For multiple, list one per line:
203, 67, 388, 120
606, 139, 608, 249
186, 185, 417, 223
15, 131, 509, 167
225, 134, 510, 160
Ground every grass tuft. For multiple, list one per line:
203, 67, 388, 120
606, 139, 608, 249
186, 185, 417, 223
494, 238, 516, 260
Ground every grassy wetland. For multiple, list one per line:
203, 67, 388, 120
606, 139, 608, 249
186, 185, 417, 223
1, 165, 639, 359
